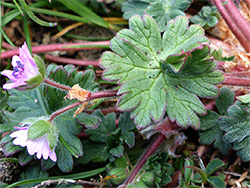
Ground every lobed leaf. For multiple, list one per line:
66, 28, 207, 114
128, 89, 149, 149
100, 15, 224, 128
219, 103, 250, 161
199, 88, 234, 154
121, 0, 192, 32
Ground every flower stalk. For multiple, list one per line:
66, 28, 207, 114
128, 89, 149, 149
48, 90, 118, 122
43, 78, 71, 91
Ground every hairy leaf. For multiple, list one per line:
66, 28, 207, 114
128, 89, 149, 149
219, 103, 250, 161
121, 0, 151, 19
121, 0, 192, 32
199, 88, 233, 154
190, 6, 219, 29
145, 0, 192, 31
100, 15, 224, 128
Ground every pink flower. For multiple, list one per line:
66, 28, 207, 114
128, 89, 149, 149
1, 42, 41, 90
10, 127, 57, 162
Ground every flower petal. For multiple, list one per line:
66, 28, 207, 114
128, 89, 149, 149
1, 70, 17, 82
49, 151, 57, 162
2, 79, 27, 90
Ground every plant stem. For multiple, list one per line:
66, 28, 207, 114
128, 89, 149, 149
89, 90, 118, 100
43, 78, 71, 91
1, 41, 110, 59
222, 0, 250, 44
222, 76, 250, 86
212, 0, 250, 52
48, 90, 118, 122
49, 101, 82, 122
123, 134, 166, 186
45, 54, 99, 67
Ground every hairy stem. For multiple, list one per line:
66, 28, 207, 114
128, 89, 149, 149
45, 54, 99, 67
1, 41, 110, 59
48, 90, 118, 122
43, 78, 71, 91
222, 0, 250, 44
49, 101, 82, 122
124, 134, 166, 185
212, 0, 250, 52
89, 90, 118, 100
222, 76, 250, 86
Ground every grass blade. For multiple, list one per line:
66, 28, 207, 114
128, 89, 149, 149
58, 0, 108, 28
19, 0, 57, 27
5, 167, 106, 188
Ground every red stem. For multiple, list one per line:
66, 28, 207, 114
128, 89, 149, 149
48, 90, 118, 121
83, 107, 117, 115
212, 0, 250, 52
223, 76, 250, 86
43, 78, 71, 91
49, 101, 82, 122
222, 0, 250, 43
45, 54, 99, 67
124, 134, 166, 185
89, 90, 118, 100
1, 41, 110, 59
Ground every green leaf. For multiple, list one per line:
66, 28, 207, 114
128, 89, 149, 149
184, 158, 194, 184
7, 88, 48, 117
76, 113, 101, 129
215, 87, 235, 115
121, 0, 192, 32
190, 6, 219, 29
19, 164, 48, 188
41, 158, 56, 170
18, 150, 33, 166
84, 111, 116, 143
199, 87, 234, 154
109, 144, 124, 157
219, 104, 250, 161
101, 15, 222, 128
199, 111, 231, 155
4, 142, 23, 156
237, 94, 250, 103
207, 176, 225, 188
47, 124, 59, 150
28, 120, 51, 140
56, 141, 73, 172
118, 112, 136, 147
121, 0, 151, 19
100, 15, 223, 128
145, 0, 192, 31
79, 140, 109, 165
206, 159, 224, 176
54, 111, 83, 158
